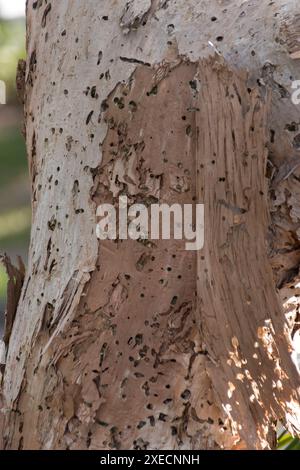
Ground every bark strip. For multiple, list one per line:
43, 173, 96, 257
196, 58, 300, 449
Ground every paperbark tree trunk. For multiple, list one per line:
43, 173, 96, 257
1, 0, 300, 450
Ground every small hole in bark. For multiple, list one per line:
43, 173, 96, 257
167, 24, 175, 34
129, 100, 137, 112
148, 416, 155, 426
285, 122, 298, 132
137, 421, 146, 429
101, 100, 109, 112
163, 398, 173, 405
270, 129, 275, 143
146, 86, 158, 97
159, 413, 167, 422
113, 96, 125, 109
185, 125, 192, 136
293, 134, 300, 149
97, 51, 103, 65
181, 389, 191, 400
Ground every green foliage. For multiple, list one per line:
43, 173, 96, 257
0, 127, 27, 188
0, 206, 31, 249
277, 430, 300, 450
0, 125, 29, 303
0, 263, 7, 300
0, 18, 26, 103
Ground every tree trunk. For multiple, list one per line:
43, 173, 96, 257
1, 0, 300, 450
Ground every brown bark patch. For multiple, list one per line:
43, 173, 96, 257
0, 256, 25, 347
196, 58, 300, 448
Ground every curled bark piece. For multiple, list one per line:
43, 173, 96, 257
0, 255, 25, 347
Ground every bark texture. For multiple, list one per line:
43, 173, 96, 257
1, 0, 300, 450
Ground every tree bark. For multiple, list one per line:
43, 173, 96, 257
1, 0, 300, 450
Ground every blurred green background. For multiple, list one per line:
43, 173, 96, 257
0, 8, 30, 334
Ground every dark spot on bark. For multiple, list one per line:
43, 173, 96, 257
66, 136, 73, 151
129, 100, 137, 112
120, 56, 151, 67
41, 4, 52, 28
293, 134, 300, 149
159, 413, 167, 422
147, 86, 158, 97
181, 389, 191, 400
91, 86, 98, 99
113, 97, 125, 109
86, 110, 94, 125
48, 216, 57, 231
148, 415, 155, 426
186, 125, 192, 136
97, 51, 103, 65
135, 334, 143, 345
167, 24, 175, 35
285, 122, 298, 132
270, 129, 275, 143
101, 100, 109, 112
137, 421, 146, 429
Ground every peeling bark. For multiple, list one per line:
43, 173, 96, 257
196, 59, 300, 448
0, 256, 25, 348
1, 0, 300, 450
